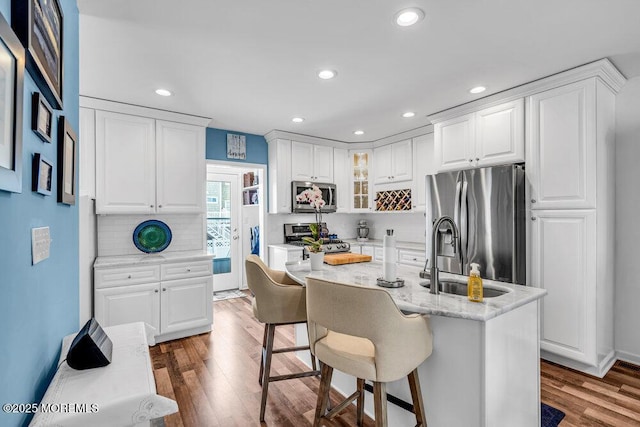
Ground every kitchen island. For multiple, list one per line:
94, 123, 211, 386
286, 261, 546, 427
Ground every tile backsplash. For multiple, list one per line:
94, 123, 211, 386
97, 214, 205, 256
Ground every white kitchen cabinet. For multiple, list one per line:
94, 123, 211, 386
291, 141, 334, 183
530, 210, 596, 365
95, 110, 206, 214
350, 149, 373, 212
398, 249, 427, 268
268, 138, 292, 213
360, 245, 374, 257
411, 133, 435, 212
94, 258, 214, 343
333, 148, 350, 212
527, 80, 596, 210
268, 246, 303, 271
434, 99, 524, 172
373, 139, 413, 184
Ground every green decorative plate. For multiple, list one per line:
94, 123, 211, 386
133, 220, 172, 253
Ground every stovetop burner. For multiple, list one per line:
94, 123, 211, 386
284, 223, 350, 254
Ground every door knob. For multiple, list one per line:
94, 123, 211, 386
233, 235, 239, 240
531, 217, 537, 221
531, 199, 536, 204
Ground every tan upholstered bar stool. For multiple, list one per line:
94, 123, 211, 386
306, 277, 433, 427
245, 255, 319, 422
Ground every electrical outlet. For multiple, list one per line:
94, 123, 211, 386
32, 226, 51, 265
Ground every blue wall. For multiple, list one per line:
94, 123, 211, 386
205, 127, 268, 164
0, 1, 79, 426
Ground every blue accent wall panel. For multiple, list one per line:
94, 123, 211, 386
0, 1, 79, 426
205, 127, 268, 164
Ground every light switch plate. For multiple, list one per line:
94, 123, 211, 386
32, 226, 51, 265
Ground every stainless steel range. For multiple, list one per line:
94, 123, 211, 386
284, 223, 351, 255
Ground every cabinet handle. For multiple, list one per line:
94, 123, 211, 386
475, 158, 479, 161
187, 268, 191, 272
154, 289, 159, 293
531, 217, 537, 221
531, 199, 536, 204
127, 275, 132, 279
162, 287, 167, 292
150, 205, 154, 208
158, 205, 162, 208
469, 159, 473, 163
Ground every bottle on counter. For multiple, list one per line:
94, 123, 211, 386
468, 263, 483, 303
382, 229, 397, 282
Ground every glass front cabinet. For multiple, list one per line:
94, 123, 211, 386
350, 149, 373, 212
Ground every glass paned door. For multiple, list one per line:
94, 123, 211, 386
206, 173, 240, 291
352, 151, 370, 210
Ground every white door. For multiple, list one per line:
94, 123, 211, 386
391, 139, 413, 182
291, 141, 314, 181
313, 145, 334, 182
434, 113, 475, 172
530, 209, 597, 365
206, 172, 241, 291
475, 98, 524, 166
95, 283, 161, 331
161, 276, 214, 334
373, 144, 393, 184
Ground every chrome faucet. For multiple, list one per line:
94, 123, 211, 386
430, 216, 460, 295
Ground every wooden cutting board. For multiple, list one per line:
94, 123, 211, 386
323, 253, 372, 265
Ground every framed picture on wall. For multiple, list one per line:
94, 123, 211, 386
0, 11, 26, 194
32, 92, 53, 143
58, 116, 77, 205
12, 0, 64, 109
227, 133, 246, 160
32, 153, 52, 196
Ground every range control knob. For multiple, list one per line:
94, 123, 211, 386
325, 245, 332, 251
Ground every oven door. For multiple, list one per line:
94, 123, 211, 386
292, 181, 337, 213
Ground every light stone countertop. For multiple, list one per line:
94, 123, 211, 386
344, 239, 426, 252
268, 243, 305, 251
285, 261, 546, 322
94, 251, 214, 268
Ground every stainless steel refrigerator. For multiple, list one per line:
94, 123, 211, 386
425, 163, 526, 284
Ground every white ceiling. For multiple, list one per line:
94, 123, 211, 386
77, 0, 640, 142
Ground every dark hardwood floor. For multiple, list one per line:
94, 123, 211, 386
151, 292, 640, 426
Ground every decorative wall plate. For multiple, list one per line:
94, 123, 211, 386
133, 220, 172, 253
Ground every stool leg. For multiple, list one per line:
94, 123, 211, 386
408, 369, 426, 427
258, 324, 268, 386
305, 322, 318, 372
373, 381, 388, 427
356, 378, 365, 427
259, 324, 276, 422
313, 362, 333, 427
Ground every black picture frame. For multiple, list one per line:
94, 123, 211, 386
58, 116, 76, 205
12, 0, 64, 110
32, 152, 52, 196
32, 92, 53, 143
0, 11, 25, 194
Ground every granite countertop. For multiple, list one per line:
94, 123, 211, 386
285, 261, 546, 322
94, 251, 214, 268
268, 243, 305, 251
344, 239, 426, 252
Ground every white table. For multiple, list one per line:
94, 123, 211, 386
29, 322, 177, 427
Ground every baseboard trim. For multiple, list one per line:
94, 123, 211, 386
616, 350, 640, 367
541, 349, 617, 378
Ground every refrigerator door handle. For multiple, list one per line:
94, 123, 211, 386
460, 176, 468, 272
454, 177, 462, 228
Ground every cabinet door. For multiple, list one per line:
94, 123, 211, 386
313, 145, 334, 182
412, 133, 434, 211
434, 113, 475, 172
373, 144, 393, 184
475, 99, 524, 166
161, 276, 213, 335
291, 141, 314, 181
350, 150, 373, 211
333, 148, 350, 212
391, 139, 413, 182
530, 210, 596, 366
95, 111, 156, 214
528, 81, 596, 209
268, 139, 292, 213
95, 282, 160, 332
361, 245, 374, 256
156, 121, 206, 213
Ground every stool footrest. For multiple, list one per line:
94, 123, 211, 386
272, 345, 310, 354
269, 370, 320, 382
324, 390, 361, 420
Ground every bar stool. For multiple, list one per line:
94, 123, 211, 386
245, 255, 319, 422
306, 277, 433, 427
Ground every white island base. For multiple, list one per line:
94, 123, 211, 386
294, 296, 540, 427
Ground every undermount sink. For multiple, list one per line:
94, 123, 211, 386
420, 279, 511, 298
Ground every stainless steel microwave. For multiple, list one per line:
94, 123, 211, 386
291, 181, 337, 213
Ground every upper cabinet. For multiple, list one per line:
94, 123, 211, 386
527, 80, 596, 210
373, 139, 413, 184
350, 149, 373, 212
333, 148, 350, 213
291, 141, 334, 183
95, 111, 206, 214
411, 133, 435, 212
434, 99, 524, 172
268, 138, 292, 214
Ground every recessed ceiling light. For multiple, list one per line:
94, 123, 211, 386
155, 88, 172, 97
354, 130, 364, 136
395, 8, 425, 27
318, 69, 337, 80
469, 86, 486, 94
402, 112, 416, 118
292, 117, 305, 123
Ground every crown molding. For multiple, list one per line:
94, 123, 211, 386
427, 58, 626, 124
79, 96, 212, 127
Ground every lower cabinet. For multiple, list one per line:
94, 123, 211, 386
268, 246, 303, 270
94, 259, 213, 343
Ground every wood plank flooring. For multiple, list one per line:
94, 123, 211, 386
151, 292, 640, 426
